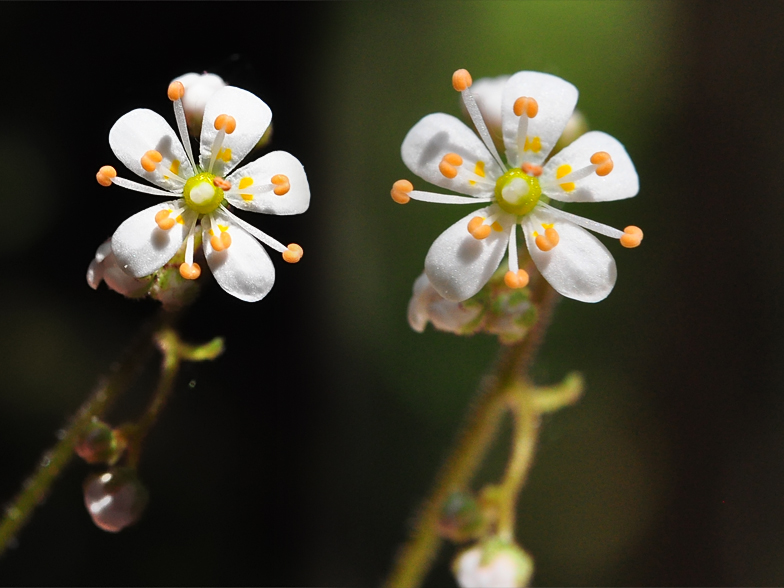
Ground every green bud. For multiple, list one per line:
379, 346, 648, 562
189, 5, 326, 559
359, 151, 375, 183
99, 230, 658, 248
438, 491, 485, 543
74, 419, 124, 465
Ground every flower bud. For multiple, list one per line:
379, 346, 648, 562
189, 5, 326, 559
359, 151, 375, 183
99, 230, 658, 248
172, 72, 227, 137
83, 467, 149, 533
438, 491, 485, 543
87, 239, 150, 299
74, 419, 124, 464
453, 539, 534, 588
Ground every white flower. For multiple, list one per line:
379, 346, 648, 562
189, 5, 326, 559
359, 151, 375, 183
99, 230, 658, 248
87, 239, 149, 298
408, 272, 481, 334
392, 69, 642, 303
453, 540, 534, 588
172, 72, 227, 136
96, 81, 309, 302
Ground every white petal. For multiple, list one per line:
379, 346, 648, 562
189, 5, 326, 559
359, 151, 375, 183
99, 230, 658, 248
200, 86, 272, 176
424, 206, 509, 302
225, 151, 310, 215
523, 208, 616, 303
401, 113, 503, 197
502, 72, 578, 167
541, 131, 639, 202
111, 201, 190, 278
109, 109, 194, 191
203, 223, 275, 302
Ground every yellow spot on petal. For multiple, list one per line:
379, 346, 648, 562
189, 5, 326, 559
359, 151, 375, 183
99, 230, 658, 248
492, 221, 503, 232
556, 164, 575, 192
469, 160, 486, 186
239, 177, 253, 189
218, 148, 232, 163
523, 136, 541, 153
175, 215, 184, 225
241, 194, 254, 201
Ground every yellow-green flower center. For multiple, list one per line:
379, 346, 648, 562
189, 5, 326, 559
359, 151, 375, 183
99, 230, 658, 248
183, 172, 224, 215
494, 169, 541, 216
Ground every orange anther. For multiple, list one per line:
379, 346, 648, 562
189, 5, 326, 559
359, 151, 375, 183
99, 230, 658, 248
438, 160, 458, 179
179, 262, 201, 280
213, 177, 231, 190
154, 210, 175, 231
467, 216, 490, 240
141, 150, 163, 172
620, 225, 643, 248
391, 179, 413, 204
443, 153, 463, 166
521, 162, 543, 177
513, 97, 539, 118
210, 231, 232, 251
504, 269, 530, 289
452, 69, 473, 92
535, 227, 560, 252
96, 165, 117, 187
591, 151, 614, 176
282, 243, 303, 263
271, 174, 290, 196
214, 114, 237, 134
167, 81, 185, 101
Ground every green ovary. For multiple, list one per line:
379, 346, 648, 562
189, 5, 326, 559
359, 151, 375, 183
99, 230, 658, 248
494, 169, 541, 217
183, 172, 225, 215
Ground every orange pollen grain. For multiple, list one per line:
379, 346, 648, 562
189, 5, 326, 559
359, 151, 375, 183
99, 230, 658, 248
96, 165, 117, 187
214, 114, 237, 134
591, 151, 613, 176
452, 69, 472, 92
271, 174, 290, 196
513, 97, 538, 118
283, 243, 303, 263
467, 216, 490, 240
504, 269, 530, 289
213, 177, 231, 190
167, 81, 185, 101
620, 225, 643, 248
179, 262, 201, 280
521, 162, 543, 177
535, 227, 560, 252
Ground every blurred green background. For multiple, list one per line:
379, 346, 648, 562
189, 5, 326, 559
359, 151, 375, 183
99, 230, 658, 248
1, 1, 783, 585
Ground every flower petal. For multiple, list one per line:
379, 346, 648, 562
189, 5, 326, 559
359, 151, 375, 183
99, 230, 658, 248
225, 151, 310, 215
111, 201, 191, 278
523, 208, 616, 303
424, 206, 509, 301
203, 220, 275, 302
401, 113, 503, 197
109, 109, 194, 191
502, 71, 578, 167
200, 86, 272, 176
541, 131, 639, 202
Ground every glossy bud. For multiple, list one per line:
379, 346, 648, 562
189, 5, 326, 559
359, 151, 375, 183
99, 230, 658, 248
74, 419, 122, 464
438, 491, 485, 543
83, 467, 149, 533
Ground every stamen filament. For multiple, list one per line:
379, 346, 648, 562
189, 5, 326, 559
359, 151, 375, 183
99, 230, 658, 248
507, 223, 518, 273
408, 190, 494, 205
168, 82, 197, 171
219, 205, 287, 253
452, 69, 506, 171
111, 176, 181, 197
537, 202, 624, 239
208, 129, 227, 173
548, 165, 596, 186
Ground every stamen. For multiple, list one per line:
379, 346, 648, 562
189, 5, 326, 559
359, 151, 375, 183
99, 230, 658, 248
620, 225, 643, 248
271, 174, 290, 196
282, 243, 303, 263
391, 179, 413, 204
439, 153, 463, 179
154, 209, 175, 230
521, 163, 543, 177
219, 205, 288, 253
536, 202, 625, 239
168, 81, 197, 170
590, 151, 614, 176
214, 114, 237, 134
112, 176, 182, 197
504, 270, 529, 289
452, 68, 506, 170
208, 214, 232, 251
213, 177, 231, 190
534, 225, 560, 251
467, 216, 491, 240
179, 216, 201, 279
96, 166, 117, 187
513, 96, 539, 118
141, 150, 163, 173
507, 223, 519, 272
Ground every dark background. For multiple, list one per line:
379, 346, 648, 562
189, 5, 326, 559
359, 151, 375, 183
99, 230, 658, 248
1, 1, 784, 586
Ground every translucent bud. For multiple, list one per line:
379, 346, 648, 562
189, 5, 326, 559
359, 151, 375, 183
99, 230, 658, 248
172, 72, 227, 137
87, 239, 150, 299
408, 270, 536, 344
453, 539, 534, 588
408, 273, 481, 335
74, 419, 124, 464
83, 467, 149, 533
552, 109, 589, 156
438, 491, 485, 543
